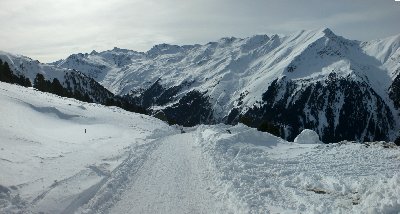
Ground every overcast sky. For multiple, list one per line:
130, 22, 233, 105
1, 0, 399, 62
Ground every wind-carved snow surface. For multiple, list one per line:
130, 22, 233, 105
1, 79, 400, 213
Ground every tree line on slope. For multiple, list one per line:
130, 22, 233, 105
0, 60, 146, 115
0, 60, 32, 87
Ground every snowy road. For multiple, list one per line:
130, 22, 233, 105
109, 133, 224, 213
2, 83, 400, 214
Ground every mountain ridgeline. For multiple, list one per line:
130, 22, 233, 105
1, 28, 400, 143
0, 54, 145, 114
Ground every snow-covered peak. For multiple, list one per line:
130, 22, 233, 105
2, 28, 400, 144
316, 27, 338, 39
6, 28, 397, 133
240, 34, 270, 51
0, 50, 69, 82
146, 43, 197, 57
217, 36, 240, 45
362, 34, 400, 63
0, 50, 37, 65
320, 27, 334, 35
246, 34, 270, 43
362, 34, 400, 78
111, 47, 132, 53
49, 29, 398, 114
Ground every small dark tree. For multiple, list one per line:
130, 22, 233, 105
45, 79, 51, 91
33, 73, 47, 91
0, 60, 13, 83
51, 78, 65, 96
24, 77, 32, 87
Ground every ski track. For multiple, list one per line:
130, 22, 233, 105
68, 132, 227, 214
20, 139, 158, 214
105, 133, 225, 214
72, 140, 162, 214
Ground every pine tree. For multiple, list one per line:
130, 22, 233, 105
33, 73, 47, 91
0, 60, 13, 83
24, 77, 32, 87
51, 78, 64, 96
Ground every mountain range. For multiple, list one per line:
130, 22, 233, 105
1, 28, 399, 143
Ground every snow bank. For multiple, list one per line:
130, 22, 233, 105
294, 129, 323, 144
195, 124, 400, 213
359, 173, 400, 213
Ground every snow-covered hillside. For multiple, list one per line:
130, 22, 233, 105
1, 82, 400, 213
0, 82, 175, 213
51, 28, 400, 142
0, 51, 68, 82
0, 51, 116, 104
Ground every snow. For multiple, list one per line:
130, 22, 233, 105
0, 51, 70, 83
2, 29, 400, 138
294, 129, 323, 144
1, 82, 400, 214
0, 82, 175, 213
55, 29, 341, 105
48, 29, 400, 129
195, 124, 400, 213
106, 133, 228, 214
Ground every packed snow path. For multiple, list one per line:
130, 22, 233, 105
108, 133, 225, 214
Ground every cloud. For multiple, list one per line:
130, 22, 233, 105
0, 0, 399, 62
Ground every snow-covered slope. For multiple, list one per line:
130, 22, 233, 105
0, 51, 67, 82
54, 28, 397, 107
362, 34, 400, 78
361, 34, 400, 112
52, 28, 400, 142
0, 51, 116, 104
1, 82, 400, 213
0, 82, 175, 213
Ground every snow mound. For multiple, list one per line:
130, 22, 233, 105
294, 129, 322, 144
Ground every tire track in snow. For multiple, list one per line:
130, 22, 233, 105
63, 139, 163, 214
107, 133, 228, 214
